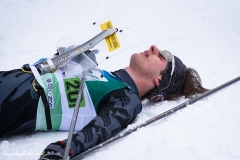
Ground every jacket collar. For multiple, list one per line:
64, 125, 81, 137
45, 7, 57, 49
111, 69, 139, 96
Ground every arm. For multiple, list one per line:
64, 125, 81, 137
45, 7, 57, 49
41, 87, 142, 158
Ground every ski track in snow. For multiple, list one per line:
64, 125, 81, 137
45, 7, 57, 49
0, 0, 240, 160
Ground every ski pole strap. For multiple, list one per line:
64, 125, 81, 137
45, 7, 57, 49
36, 83, 52, 130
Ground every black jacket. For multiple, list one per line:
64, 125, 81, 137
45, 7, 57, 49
0, 68, 142, 157
43, 69, 142, 158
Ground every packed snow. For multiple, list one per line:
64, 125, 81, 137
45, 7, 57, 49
0, 0, 240, 160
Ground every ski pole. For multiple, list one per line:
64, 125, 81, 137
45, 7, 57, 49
39, 28, 117, 75
63, 71, 87, 160
71, 75, 240, 160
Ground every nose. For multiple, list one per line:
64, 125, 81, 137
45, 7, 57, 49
150, 45, 160, 55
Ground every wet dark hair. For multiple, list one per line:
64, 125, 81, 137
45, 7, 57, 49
143, 68, 208, 101
167, 68, 208, 100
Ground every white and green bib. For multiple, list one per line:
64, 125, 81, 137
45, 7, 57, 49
30, 66, 128, 131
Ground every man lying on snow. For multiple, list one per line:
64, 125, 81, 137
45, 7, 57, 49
0, 45, 208, 159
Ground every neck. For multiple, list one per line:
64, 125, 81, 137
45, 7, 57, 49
124, 67, 153, 98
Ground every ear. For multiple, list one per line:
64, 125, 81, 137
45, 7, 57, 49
153, 77, 160, 87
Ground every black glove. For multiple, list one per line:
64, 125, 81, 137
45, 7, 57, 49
40, 140, 72, 160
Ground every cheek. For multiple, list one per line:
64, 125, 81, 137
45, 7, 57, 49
148, 59, 165, 76
150, 63, 158, 72
148, 66, 160, 76
159, 61, 167, 72
155, 63, 166, 76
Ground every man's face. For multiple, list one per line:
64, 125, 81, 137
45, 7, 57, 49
130, 45, 168, 80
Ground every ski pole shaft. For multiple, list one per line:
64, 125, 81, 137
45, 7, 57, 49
71, 75, 240, 160
64, 72, 87, 160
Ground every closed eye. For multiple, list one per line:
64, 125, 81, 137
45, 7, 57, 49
159, 53, 165, 60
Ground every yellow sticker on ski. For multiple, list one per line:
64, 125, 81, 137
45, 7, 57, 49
100, 20, 120, 52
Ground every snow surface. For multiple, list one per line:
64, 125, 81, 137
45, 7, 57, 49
1, 0, 240, 160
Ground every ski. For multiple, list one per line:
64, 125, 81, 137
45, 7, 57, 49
70, 75, 240, 160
